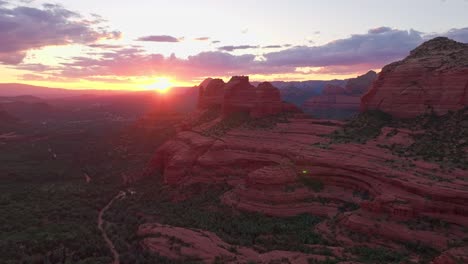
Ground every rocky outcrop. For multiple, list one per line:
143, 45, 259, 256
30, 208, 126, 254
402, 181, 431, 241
147, 113, 468, 255
197, 78, 225, 109
361, 37, 468, 118
198, 76, 299, 118
344, 70, 377, 95
138, 223, 333, 264
303, 72, 377, 119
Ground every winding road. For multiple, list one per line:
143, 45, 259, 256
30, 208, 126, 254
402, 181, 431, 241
98, 191, 126, 264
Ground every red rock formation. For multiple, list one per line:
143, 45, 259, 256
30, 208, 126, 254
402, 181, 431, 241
303, 95, 360, 112
303, 71, 377, 118
344, 70, 377, 95
197, 78, 225, 109
321, 84, 346, 95
197, 76, 298, 118
147, 112, 468, 253
138, 222, 333, 263
361, 37, 468, 118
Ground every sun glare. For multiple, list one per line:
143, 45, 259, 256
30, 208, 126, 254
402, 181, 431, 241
147, 77, 173, 93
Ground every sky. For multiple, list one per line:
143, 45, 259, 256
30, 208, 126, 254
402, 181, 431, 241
0, 0, 468, 90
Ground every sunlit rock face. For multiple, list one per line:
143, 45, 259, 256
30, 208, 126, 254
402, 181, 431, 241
198, 76, 298, 118
361, 37, 468, 118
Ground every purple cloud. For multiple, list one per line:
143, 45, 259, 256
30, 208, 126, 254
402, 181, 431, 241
218, 45, 259, 52
438, 27, 468, 43
263, 28, 424, 68
87, 44, 122, 49
136, 35, 181, 42
262, 45, 282, 49
368, 26, 393, 34
0, 3, 121, 64
13, 25, 468, 82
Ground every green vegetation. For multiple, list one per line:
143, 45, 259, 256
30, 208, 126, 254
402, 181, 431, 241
202, 112, 293, 137
326, 110, 392, 144
192, 106, 221, 126
202, 111, 250, 137
349, 246, 407, 264
242, 112, 292, 130
391, 108, 468, 169
326, 108, 467, 170
308, 257, 339, 264
103, 179, 327, 262
298, 174, 324, 192
0, 115, 177, 263
338, 202, 360, 212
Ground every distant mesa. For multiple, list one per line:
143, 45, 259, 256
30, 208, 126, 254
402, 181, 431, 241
303, 71, 377, 119
198, 76, 300, 118
361, 37, 468, 118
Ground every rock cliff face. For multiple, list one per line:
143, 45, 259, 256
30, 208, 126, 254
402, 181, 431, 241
303, 72, 377, 119
197, 78, 225, 109
361, 37, 468, 118
146, 110, 468, 261
198, 76, 299, 118
345, 70, 377, 95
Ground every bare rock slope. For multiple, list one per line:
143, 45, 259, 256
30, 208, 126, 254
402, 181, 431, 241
361, 37, 468, 118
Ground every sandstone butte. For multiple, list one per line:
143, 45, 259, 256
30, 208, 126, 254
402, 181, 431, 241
139, 39, 468, 264
303, 71, 377, 118
198, 76, 300, 118
361, 37, 468, 118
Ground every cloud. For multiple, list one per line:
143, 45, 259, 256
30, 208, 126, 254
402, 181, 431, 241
218, 45, 259, 51
88, 43, 122, 49
262, 45, 282, 49
0, 2, 121, 64
211, 40, 221, 44
437, 27, 468, 43
13, 25, 468, 83
136, 35, 181, 42
263, 28, 424, 68
368, 26, 393, 34
21, 46, 293, 82
194, 37, 210, 41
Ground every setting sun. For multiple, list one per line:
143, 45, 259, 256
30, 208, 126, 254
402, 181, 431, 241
147, 77, 173, 93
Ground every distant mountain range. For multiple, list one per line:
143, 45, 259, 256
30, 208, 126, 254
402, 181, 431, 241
0, 83, 130, 98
